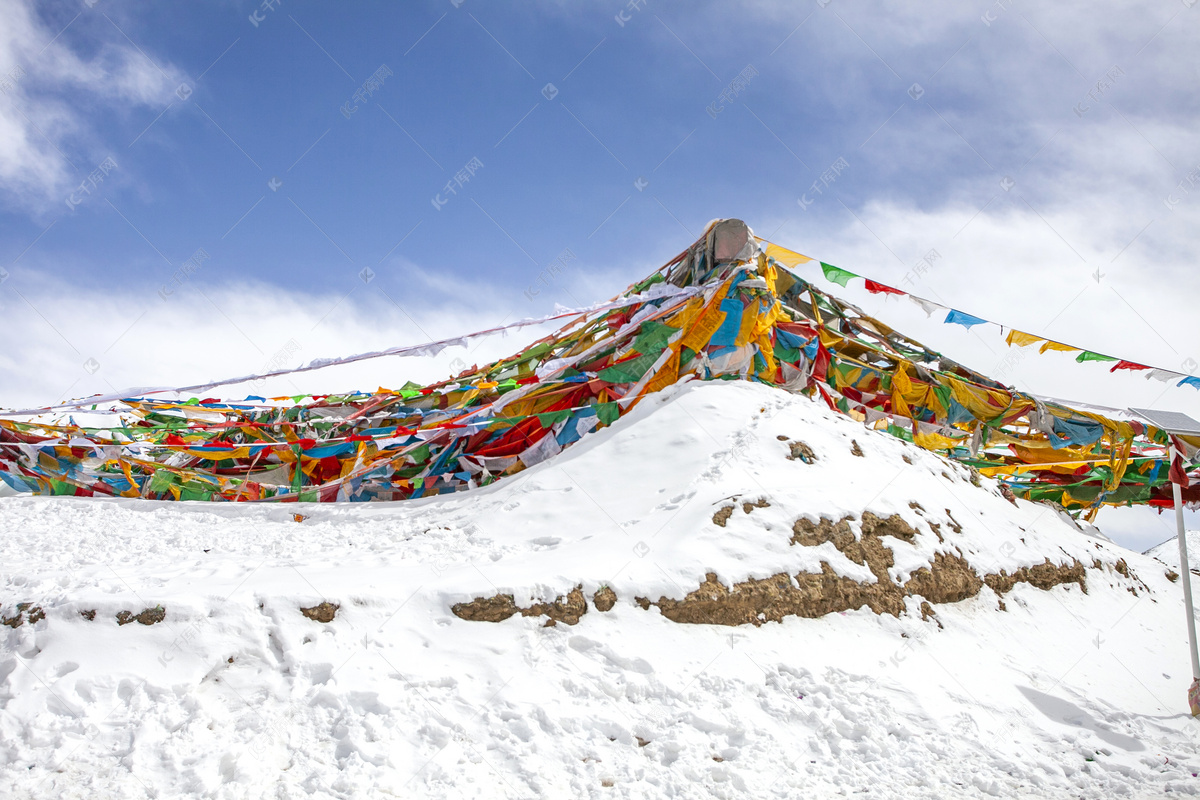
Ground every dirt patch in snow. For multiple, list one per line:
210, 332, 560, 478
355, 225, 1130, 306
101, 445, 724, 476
712, 506, 734, 527
453, 585, 588, 626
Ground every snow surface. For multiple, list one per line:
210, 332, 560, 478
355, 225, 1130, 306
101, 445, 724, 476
1146, 531, 1200, 576
2, 380, 1199, 798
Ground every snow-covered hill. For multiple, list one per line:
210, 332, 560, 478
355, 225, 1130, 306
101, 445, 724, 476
1146, 531, 1200, 576
1, 380, 1197, 798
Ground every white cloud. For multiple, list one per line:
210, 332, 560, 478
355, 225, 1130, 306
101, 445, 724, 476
0, 274, 568, 412
0, 1, 184, 212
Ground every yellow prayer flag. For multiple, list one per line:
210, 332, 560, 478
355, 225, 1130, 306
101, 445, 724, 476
761, 241, 814, 268
1038, 340, 1079, 355
1005, 330, 1043, 348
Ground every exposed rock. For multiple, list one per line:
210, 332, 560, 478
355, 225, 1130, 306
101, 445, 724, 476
984, 559, 1087, 595
655, 568, 910, 625
1167, 570, 1180, 583
453, 586, 588, 625
452, 594, 519, 622
1, 603, 44, 629
116, 605, 166, 626
742, 498, 770, 514
850, 440, 865, 457
299, 602, 339, 623
525, 586, 588, 625
791, 515, 855, 549
905, 553, 983, 604
593, 587, 617, 612
80, 609, 96, 621
712, 506, 734, 527
786, 441, 817, 463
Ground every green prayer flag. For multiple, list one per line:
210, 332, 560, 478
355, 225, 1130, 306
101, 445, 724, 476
290, 446, 305, 492
598, 352, 659, 384
149, 471, 178, 494
820, 262, 858, 288
631, 320, 676, 356
1075, 351, 1117, 363
536, 410, 572, 428
596, 402, 620, 427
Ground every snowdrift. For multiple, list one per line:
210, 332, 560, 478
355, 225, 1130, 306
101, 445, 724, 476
2, 380, 1198, 798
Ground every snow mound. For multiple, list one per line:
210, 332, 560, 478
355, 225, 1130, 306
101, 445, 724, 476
1, 380, 1198, 798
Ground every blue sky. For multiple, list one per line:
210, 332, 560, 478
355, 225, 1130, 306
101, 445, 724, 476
3, 1, 1200, 549
7, 0, 1196, 302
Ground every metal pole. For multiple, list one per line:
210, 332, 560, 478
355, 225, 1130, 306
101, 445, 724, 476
1172, 441, 1200, 683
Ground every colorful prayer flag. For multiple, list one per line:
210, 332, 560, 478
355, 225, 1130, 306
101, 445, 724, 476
944, 310, 987, 329
820, 262, 858, 287
864, 279, 904, 296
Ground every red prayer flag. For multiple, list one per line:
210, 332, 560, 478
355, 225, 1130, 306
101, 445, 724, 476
1170, 436, 1191, 489
1110, 360, 1150, 373
864, 279, 905, 296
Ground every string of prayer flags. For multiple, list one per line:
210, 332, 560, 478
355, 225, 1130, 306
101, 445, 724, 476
3, 220, 1198, 514
773, 238, 1196, 393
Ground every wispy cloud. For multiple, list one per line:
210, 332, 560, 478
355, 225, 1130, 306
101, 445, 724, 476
0, 1, 184, 212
